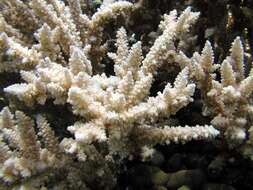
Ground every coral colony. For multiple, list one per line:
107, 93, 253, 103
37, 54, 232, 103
0, 0, 252, 189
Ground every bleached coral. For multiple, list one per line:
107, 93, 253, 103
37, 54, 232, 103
0, 0, 134, 72
0, 0, 224, 188
2, 6, 219, 158
207, 37, 253, 144
0, 107, 106, 189
180, 36, 253, 146
0, 108, 63, 187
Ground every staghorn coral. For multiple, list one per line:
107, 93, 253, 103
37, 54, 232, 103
0, 107, 67, 189
207, 37, 253, 144
0, 0, 134, 72
0, 107, 117, 189
2, 5, 219, 158
4, 0, 253, 189
178, 35, 253, 148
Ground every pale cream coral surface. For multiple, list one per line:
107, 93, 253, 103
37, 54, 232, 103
3, 0, 252, 189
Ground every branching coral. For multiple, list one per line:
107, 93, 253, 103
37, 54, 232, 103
207, 38, 253, 142
0, 107, 66, 188
0, 0, 134, 72
0, 107, 116, 189
0, 0, 228, 189
2, 5, 219, 157
179, 36, 253, 147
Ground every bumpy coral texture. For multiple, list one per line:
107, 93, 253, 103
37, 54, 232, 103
4, 0, 252, 189
179, 36, 253, 147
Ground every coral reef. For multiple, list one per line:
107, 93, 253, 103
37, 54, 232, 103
0, 0, 253, 189
178, 36, 253, 146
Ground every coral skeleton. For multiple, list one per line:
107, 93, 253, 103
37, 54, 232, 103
208, 37, 253, 143
2, 4, 219, 153
179, 36, 253, 145
4, 0, 252, 189
0, 107, 65, 188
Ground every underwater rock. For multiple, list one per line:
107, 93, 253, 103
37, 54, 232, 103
202, 183, 236, 190
154, 185, 168, 190
166, 169, 205, 189
184, 153, 208, 169
150, 150, 165, 166
177, 185, 191, 190
165, 153, 184, 172
208, 155, 225, 179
